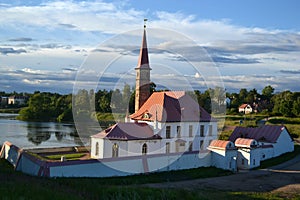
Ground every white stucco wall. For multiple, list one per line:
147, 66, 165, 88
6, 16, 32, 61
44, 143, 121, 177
272, 129, 294, 157
237, 148, 261, 169
260, 147, 274, 161
127, 140, 163, 156
210, 149, 237, 171
158, 121, 217, 153
90, 138, 104, 159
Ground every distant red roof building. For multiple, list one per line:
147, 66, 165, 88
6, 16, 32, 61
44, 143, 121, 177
238, 103, 252, 114
130, 91, 214, 122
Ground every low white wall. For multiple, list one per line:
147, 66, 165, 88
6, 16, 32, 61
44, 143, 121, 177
12, 150, 212, 177
210, 149, 237, 171
16, 153, 42, 176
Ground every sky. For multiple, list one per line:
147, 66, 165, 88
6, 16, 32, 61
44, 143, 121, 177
0, 0, 300, 94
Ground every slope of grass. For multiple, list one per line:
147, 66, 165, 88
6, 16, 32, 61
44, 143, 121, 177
1, 158, 299, 199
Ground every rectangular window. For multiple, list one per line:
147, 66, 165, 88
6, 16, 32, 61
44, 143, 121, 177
208, 125, 213, 136
242, 159, 245, 165
200, 125, 204, 137
166, 142, 170, 154
189, 141, 193, 152
200, 140, 204, 150
253, 159, 255, 165
166, 126, 171, 139
189, 125, 193, 137
177, 126, 181, 138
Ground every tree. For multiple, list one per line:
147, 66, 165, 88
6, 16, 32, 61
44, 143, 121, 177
262, 85, 274, 99
122, 83, 132, 112
292, 100, 300, 117
18, 92, 55, 121
238, 88, 248, 103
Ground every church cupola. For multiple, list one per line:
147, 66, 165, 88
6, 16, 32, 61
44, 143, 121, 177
135, 19, 151, 112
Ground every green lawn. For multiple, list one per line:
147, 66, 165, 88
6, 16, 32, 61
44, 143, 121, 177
266, 117, 300, 138
45, 153, 86, 161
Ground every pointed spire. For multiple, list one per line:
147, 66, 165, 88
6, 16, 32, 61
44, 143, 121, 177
134, 19, 152, 112
136, 19, 150, 69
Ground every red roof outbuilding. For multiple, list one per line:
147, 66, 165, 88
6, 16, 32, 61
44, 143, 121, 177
229, 125, 291, 143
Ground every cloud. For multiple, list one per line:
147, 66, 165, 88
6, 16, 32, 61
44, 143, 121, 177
8, 37, 33, 42
0, 1, 300, 93
280, 70, 300, 74
62, 67, 78, 72
40, 43, 72, 49
58, 23, 77, 29
211, 56, 260, 64
0, 67, 78, 93
0, 1, 144, 33
0, 47, 26, 55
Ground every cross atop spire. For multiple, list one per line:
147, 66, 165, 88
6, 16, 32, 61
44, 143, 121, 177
144, 18, 148, 29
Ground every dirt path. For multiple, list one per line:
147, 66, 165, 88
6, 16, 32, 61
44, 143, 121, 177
144, 155, 300, 193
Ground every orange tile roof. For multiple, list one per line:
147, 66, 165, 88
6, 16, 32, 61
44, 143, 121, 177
239, 104, 250, 109
92, 122, 161, 141
130, 91, 213, 122
234, 138, 256, 148
208, 140, 234, 150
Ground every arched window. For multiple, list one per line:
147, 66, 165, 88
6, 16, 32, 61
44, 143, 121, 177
142, 143, 147, 155
112, 143, 119, 157
95, 142, 99, 156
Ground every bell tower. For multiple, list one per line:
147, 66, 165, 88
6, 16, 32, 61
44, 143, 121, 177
135, 19, 151, 112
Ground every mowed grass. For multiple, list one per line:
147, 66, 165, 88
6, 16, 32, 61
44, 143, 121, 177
45, 153, 86, 161
266, 117, 300, 138
1, 158, 300, 200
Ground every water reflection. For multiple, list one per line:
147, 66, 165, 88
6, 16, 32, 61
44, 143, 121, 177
26, 122, 86, 146
0, 113, 91, 148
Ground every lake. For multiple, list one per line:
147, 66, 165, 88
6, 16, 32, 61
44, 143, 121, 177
0, 113, 91, 148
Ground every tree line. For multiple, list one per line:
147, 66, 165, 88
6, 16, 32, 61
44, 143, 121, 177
226, 85, 300, 117
15, 84, 300, 122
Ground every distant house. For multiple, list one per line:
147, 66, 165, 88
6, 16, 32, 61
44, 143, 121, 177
8, 96, 27, 105
238, 104, 253, 114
